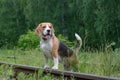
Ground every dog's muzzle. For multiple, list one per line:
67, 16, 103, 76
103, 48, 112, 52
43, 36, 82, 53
42, 30, 52, 40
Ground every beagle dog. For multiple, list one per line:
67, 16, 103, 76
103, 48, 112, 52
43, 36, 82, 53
35, 22, 82, 71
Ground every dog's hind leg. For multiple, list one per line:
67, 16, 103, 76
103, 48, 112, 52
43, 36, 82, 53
64, 59, 71, 71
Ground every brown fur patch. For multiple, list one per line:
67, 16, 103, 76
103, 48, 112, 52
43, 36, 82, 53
35, 23, 43, 36
52, 36, 59, 58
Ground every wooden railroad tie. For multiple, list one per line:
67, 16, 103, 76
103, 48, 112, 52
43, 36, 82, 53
0, 62, 119, 80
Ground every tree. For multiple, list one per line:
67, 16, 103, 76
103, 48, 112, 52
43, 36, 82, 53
0, 0, 26, 47
0, 0, 120, 49
95, 0, 120, 48
82, 0, 98, 49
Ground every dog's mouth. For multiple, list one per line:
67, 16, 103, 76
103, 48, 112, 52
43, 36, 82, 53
43, 33, 51, 40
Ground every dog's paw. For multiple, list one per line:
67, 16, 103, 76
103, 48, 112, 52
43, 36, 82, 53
44, 65, 50, 69
52, 66, 58, 70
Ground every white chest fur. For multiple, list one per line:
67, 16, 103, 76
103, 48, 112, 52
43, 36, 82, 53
40, 39, 53, 59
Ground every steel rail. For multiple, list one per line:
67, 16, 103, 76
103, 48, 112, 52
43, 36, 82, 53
0, 62, 119, 80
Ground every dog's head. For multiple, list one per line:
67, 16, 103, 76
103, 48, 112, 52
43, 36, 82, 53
35, 22, 55, 40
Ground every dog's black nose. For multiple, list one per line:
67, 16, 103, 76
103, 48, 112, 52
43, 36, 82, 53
47, 30, 50, 33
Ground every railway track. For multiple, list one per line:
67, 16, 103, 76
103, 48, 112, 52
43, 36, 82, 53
0, 62, 119, 80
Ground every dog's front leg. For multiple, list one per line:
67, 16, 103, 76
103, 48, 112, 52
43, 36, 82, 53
52, 57, 59, 69
44, 56, 50, 69
52, 37, 59, 69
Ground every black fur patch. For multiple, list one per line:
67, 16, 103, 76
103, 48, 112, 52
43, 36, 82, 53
58, 41, 73, 57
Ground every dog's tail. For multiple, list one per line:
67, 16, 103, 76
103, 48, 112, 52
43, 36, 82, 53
75, 33, 82, 54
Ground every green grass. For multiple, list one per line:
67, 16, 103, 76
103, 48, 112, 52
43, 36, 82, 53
0, 48, 120, 79
78, 51, 120, 77
0, 48, 45, 66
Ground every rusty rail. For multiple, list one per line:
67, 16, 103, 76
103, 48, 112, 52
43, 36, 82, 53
0, 62, 119, 80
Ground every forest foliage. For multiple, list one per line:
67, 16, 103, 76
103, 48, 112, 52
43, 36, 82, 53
0, 0, 120, 50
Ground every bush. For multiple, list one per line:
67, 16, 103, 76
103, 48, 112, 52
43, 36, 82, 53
18, 30, 40, 49
58, 34, 74, 47
18, 32, 74, 49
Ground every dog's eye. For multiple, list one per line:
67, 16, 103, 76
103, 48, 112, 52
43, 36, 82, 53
49, 26, 52, 28
43, 26, 46, 28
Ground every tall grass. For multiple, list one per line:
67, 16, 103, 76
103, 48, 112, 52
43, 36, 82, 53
77, 51, 120, 77
0, 48, 120, 79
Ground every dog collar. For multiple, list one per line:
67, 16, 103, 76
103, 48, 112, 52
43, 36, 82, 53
42, 37, 47, 40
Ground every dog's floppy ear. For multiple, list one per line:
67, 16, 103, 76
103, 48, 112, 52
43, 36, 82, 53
50, 23, 55, 34
35, 23, 42, 36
